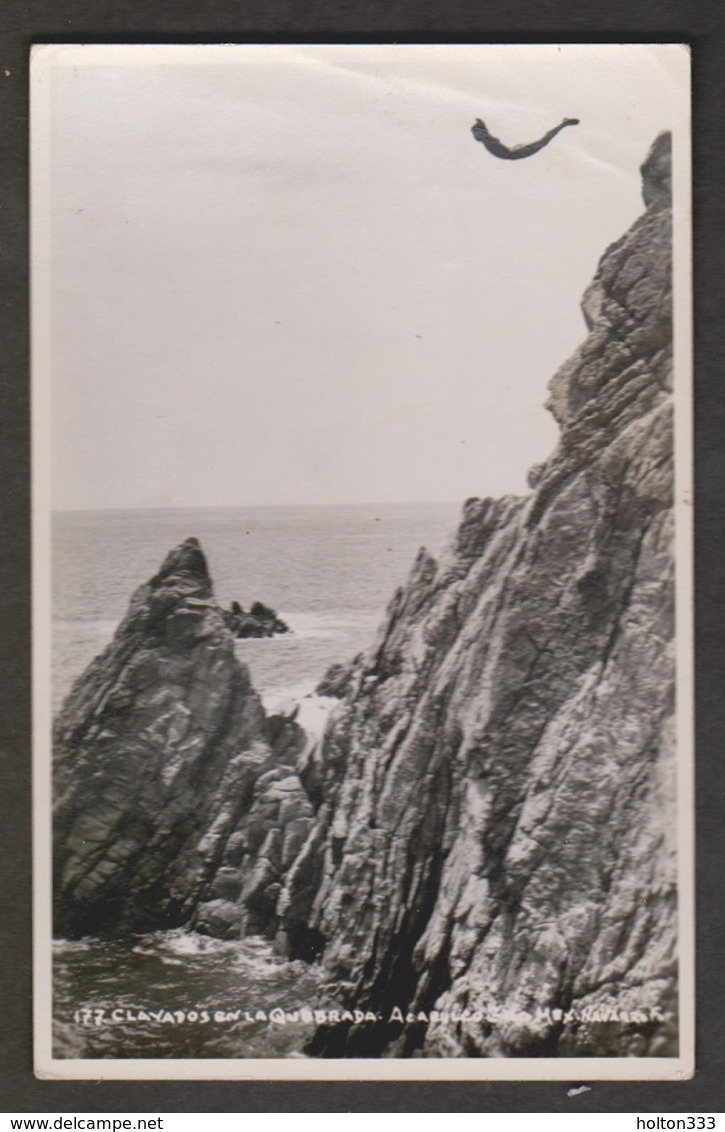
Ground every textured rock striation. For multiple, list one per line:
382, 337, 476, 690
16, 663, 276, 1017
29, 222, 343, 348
53, 538, 309, 940
278, 132, 678, 1057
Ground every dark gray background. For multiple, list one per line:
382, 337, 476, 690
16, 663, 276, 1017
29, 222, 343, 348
1, 0, 722, 1114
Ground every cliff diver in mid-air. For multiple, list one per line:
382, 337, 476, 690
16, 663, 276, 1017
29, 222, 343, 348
471, 116, 579, 160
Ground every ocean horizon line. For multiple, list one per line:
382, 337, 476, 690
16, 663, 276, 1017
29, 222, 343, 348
52, 498, 467, 516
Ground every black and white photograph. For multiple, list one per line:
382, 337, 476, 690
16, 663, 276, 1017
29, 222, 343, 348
32, 43, 693, 1080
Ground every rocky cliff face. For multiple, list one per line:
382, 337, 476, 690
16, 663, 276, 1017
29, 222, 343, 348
278, 132, 677, 1057
53, 538, 310, 940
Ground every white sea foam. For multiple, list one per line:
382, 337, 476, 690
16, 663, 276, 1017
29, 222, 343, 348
134, 929, 235, 958
262, 686, 338, 741
52, 937, 95, 954
132, 930, 292, 980
295, 694, 338, 740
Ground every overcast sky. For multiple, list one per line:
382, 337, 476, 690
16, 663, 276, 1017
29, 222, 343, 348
35, 44, 689, 510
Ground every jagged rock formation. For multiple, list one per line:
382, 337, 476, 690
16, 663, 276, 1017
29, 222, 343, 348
52, 538, 306, 940
315, 660, 357, 699
224, 599, 290, 639
277, 132, 677, 1057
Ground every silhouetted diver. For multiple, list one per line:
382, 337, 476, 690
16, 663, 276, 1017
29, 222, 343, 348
471, 117, 579, 160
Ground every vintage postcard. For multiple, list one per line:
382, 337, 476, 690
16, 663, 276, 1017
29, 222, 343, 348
32, 43, 693, 1080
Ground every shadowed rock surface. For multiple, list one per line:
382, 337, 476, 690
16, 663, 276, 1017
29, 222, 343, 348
53, 538, 306, 940
224, 600, 290, 639
315, 660, 358, 699
278, 132, 677, 1057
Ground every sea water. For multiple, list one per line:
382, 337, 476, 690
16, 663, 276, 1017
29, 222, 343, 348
53, 932, 330, 1059
51, 501, 459, 1058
